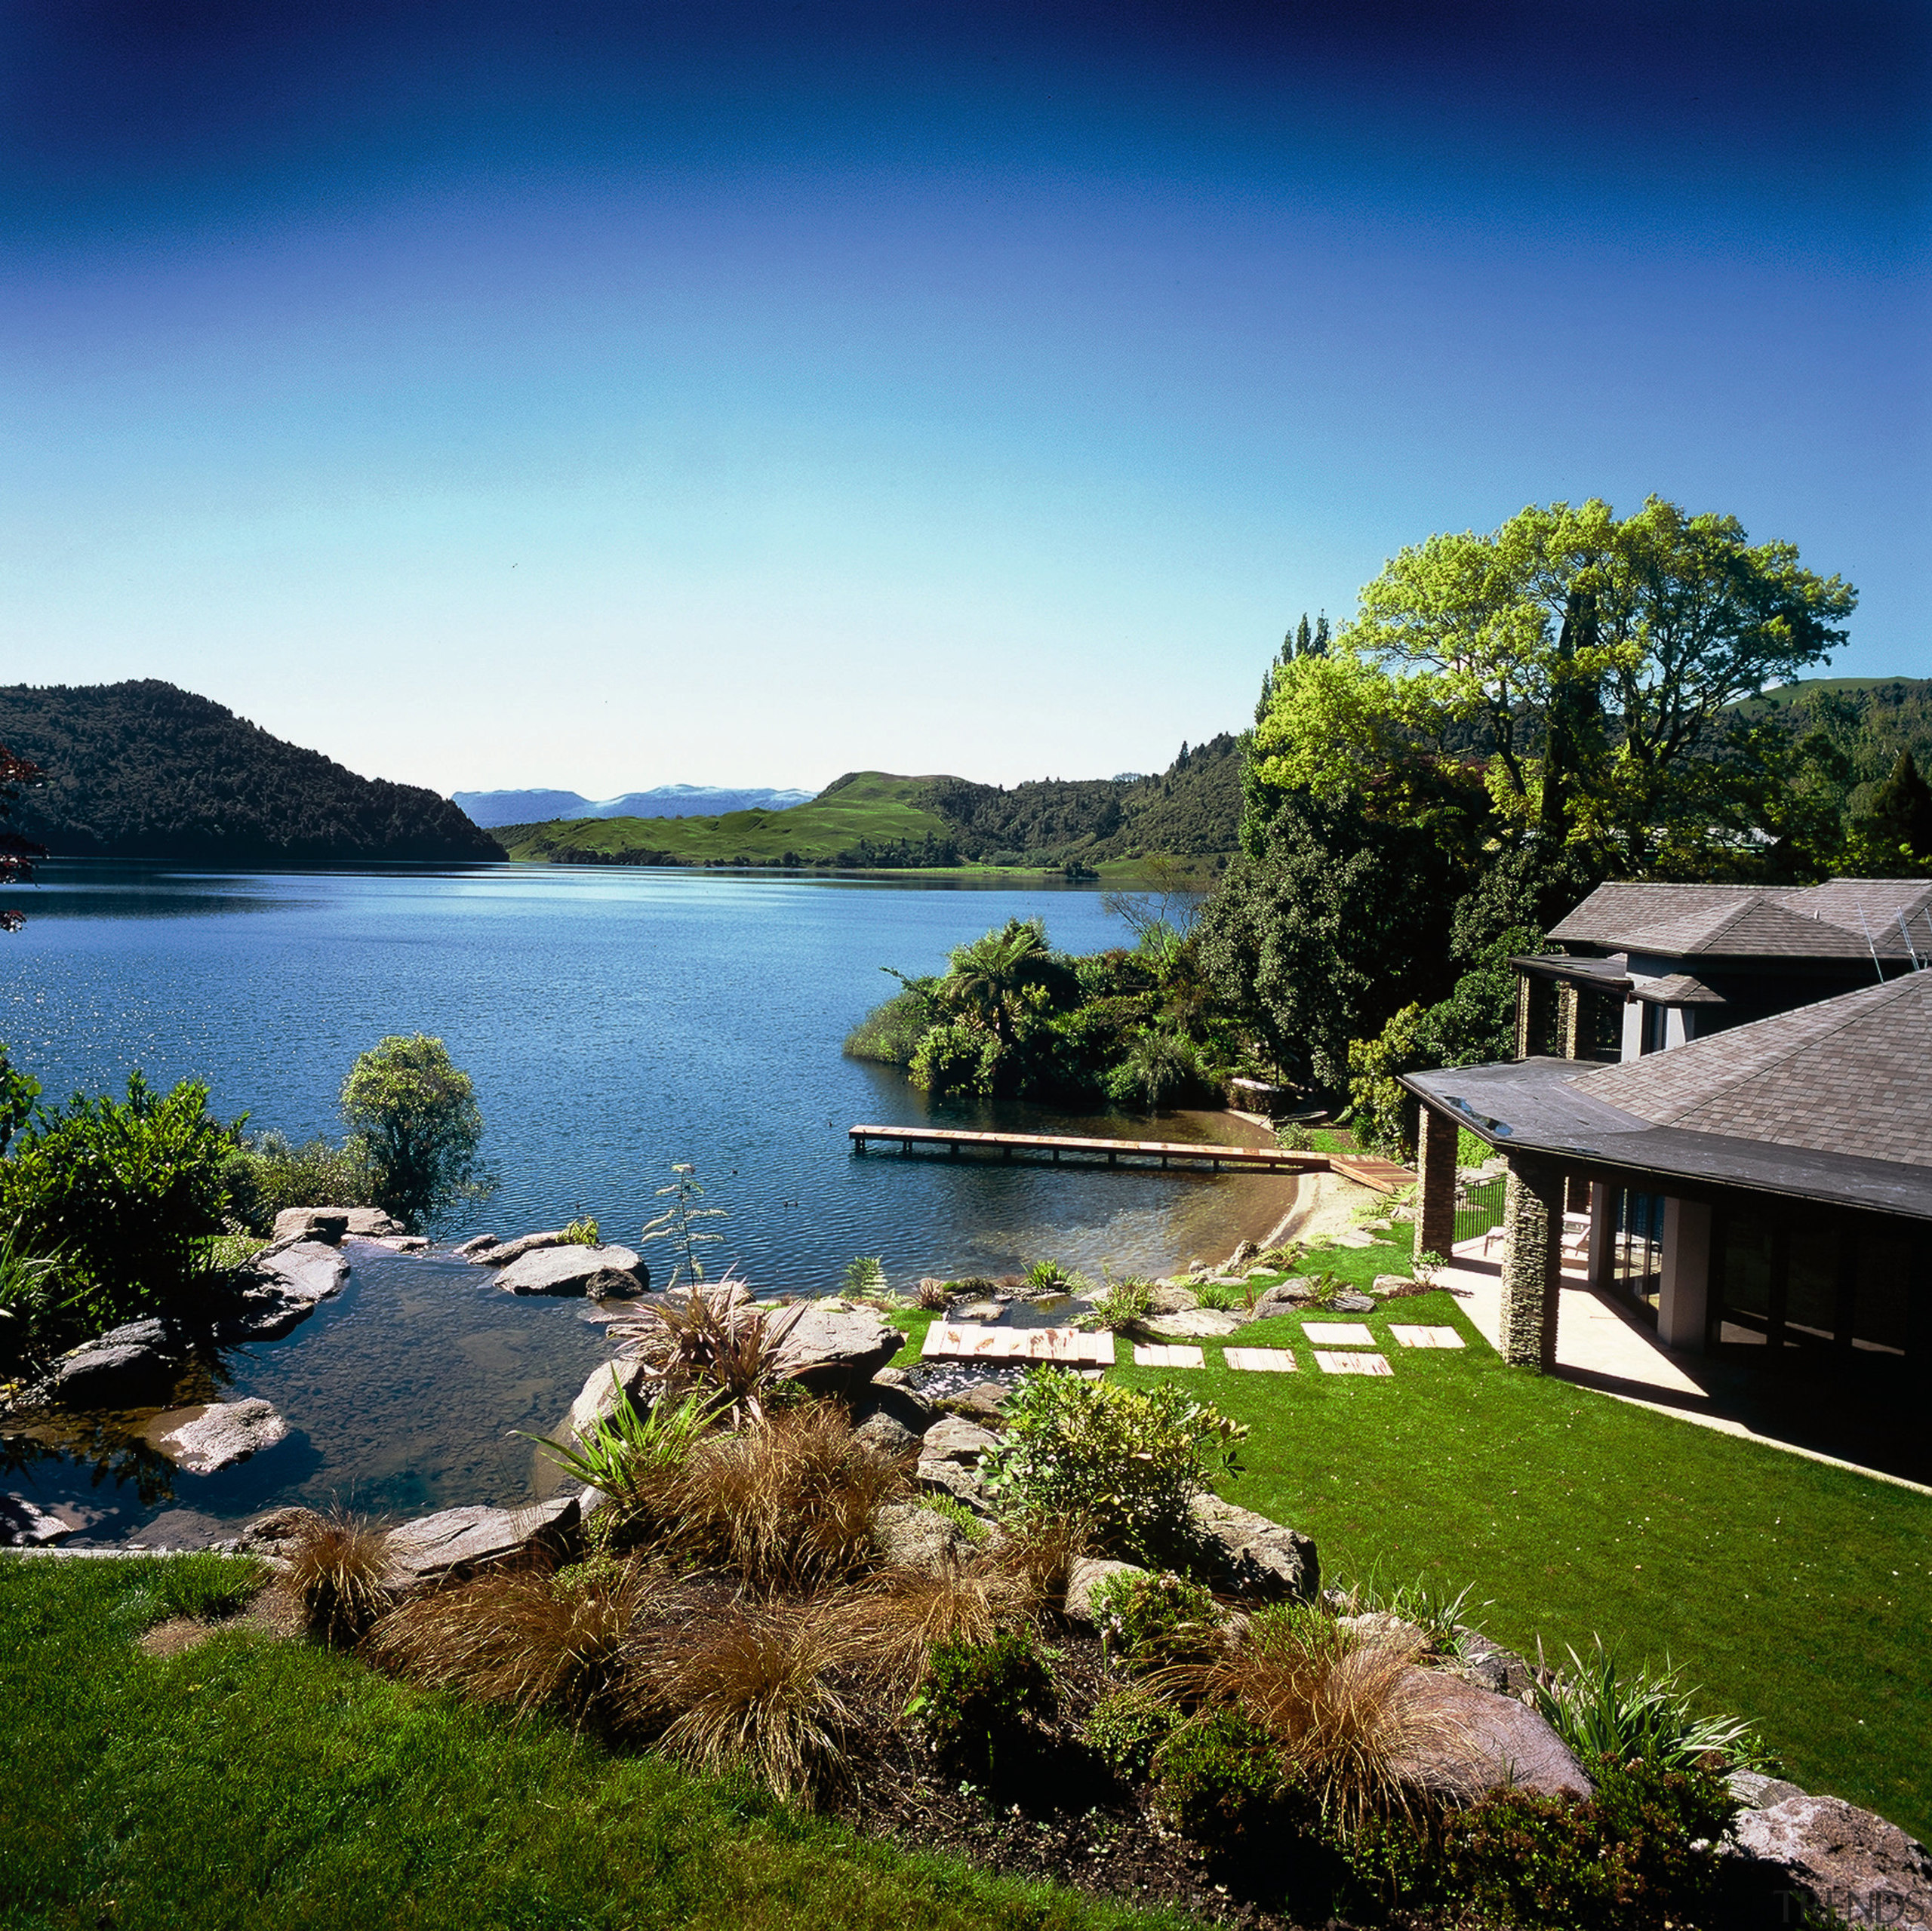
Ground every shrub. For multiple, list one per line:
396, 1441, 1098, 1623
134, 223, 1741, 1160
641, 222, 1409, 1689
1153, 1705, 1286, 1850
1350, 1759, 1741, 1930
1081, 1684, 1178, 1784
620, 1599, 855, 1803
1273, 1122, 1315, 1152
339, 1033, 494, 1231
1105, 1028, 1206, 1111
979, 1368, 1246, 1561
841, 1255, 886, 1296
129, 1551, 270, 1627
0, 1226, 78, 1358
828, 1545, 1048, 1695
562, 1215, 601, 1247
1080, 1276, 1154, 1333
0, 1071, 236, 1330
1156, 1604, 1455, 1837
1090, 1569, 1223, 1671
1533, 1639, 1771, 1775
654, 1399, 910, 1593
1022, 1258, 1075, 1293
611, 1281, 806, 1429
221, 1129, 378, 1235
911, 1631, 1055, 1778
282, 1508, 392, 1645
1192, 1279, 1246, 1311
909, 1021, 1001, 1098
843, 986, 937, 1066
365, 1557, 650, 1724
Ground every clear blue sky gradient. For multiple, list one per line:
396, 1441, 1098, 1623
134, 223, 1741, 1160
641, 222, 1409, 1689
2, 2, 1926, 797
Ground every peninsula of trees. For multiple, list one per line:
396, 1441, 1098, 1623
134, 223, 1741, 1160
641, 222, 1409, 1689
0, 681, 504, 865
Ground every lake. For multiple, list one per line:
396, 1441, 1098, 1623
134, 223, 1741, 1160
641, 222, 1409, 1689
4, 862, 1300, 1543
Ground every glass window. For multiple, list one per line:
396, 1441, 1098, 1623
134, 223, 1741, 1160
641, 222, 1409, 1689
1855, 1231, 1910, 1357
1716, 1213, 1772, 1348
1783, 1226, 1839, 1350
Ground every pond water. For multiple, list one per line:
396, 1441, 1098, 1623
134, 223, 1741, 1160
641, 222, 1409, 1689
3, 862, 1300, 1542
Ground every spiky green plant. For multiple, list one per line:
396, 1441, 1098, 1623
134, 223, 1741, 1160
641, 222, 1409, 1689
1532, 1640, 1774, 1774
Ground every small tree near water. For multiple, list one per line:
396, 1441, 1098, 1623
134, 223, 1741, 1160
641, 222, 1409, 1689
340, 1034, 493, 1231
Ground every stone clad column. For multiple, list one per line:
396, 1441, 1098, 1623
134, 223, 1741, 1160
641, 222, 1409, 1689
1500, 1154, 1565, 1370
1415, 1103, 1458, 1259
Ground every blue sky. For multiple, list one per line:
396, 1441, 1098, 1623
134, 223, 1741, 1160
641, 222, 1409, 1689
2, 2, 1926, 797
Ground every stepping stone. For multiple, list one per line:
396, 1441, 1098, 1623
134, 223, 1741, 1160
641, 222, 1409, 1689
921, 1321, 1114, 1365
1390, 1324, 1466, 1349
1301, 1321, 1376, 1346
1315, 1350, 1393, 1376
1223, 1347, 1297, 1373
1133, 1342, 1205, 1369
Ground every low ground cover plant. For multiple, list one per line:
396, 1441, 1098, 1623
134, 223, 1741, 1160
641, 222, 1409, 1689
1088, 1569, 1222, 1671
911, 1630, 1056, 1778
1079, 1276, 1155, 1333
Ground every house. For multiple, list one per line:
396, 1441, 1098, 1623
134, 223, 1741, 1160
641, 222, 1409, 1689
1509, 878, 1932, 1062
1401, 882, 1932, 1398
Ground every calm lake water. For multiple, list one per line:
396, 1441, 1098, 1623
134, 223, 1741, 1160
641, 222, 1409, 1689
4, 862, 1297, 1542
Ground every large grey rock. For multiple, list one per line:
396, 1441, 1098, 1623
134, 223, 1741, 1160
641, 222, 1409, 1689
1729, 1794, 1932, 1930
0, 1494, 71, 1545
1728, 1769, 1806, 1810
1249, 1278, 1317, 1318
454, 1233, 501, 1258
474, 1228, 571, 1266
915, 1416, 1000, 1517
1146, 1308, 1247, 1339
1147, 1284, 1201, 1313
854, 1378, 936, 1434
381, 1495, 580, 1590
873, 1499, 971, 1575
272, 1206, 404, 1242
1063, 1555, 1146, 1625
1223, 1241, 1258, 1271
770, 1303, 902, 1397
1338, 1610, 1429, 1659
1186, 1493, 1319, 1601
49, 1319, 184, 1407
145, 1398, 290, 1474
237, 1505, 325, 1556
496, 1244, 648, 1298
1392, 1669, 1593, 1801
216, 1240, 352, 1342
1450, 1629, 1534, 1697
563, 1356, 657, 1447
852, 1408, 921, 1462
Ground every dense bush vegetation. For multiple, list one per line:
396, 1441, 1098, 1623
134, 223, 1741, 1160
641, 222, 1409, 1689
0, 679, 504, 863
339, 1033, 494, 1231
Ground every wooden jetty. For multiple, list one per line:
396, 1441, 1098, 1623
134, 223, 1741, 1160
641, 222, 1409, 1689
847, 1123, 1417, 1194
848, 1124, 1324, 1173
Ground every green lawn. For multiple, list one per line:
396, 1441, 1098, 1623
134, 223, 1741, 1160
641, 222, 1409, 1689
0, 1557, 1187, 1931
897, 1234, 1932, 1840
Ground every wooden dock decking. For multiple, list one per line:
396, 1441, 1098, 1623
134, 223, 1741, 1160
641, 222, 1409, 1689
847, 1123, 1417, 1193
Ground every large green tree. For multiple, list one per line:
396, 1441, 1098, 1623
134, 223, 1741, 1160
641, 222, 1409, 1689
340, 1034, 493, 1230
1254, 497, 1857, 873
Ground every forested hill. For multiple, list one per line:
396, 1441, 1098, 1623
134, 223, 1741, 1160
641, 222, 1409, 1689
0, 681, 504, 864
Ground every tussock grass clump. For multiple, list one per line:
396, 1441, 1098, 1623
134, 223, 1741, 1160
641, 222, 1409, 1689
282, 1508, 392, 1644
620, 1600, 857, 1802
362, 1557, 657, 1723
611, 1280, 804, 1428
654, 1399, 911, 1594
912, 1276, 953, 1311
1157, 1606, 1466, 1836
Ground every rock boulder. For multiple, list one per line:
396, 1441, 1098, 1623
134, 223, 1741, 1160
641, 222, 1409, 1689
145, 1398, 291, 1474
915, 1415, 1000, 1516
472, 1229, 571, 1267
1729, 1794, 1932, 1931
1186, 1493, 1319, 1601
1064, 1555, 1146, 1624
1146, 1308, 1247, 1339
272, 1206, 404, 1242
770, 1303, 902, 1397
564, 1357, 657, 1447
1392, 1669, 1593, 1801
495, 1244, 648, 1298
381, 1495, 580, 1591
48, 1319, 186, 1407
217, 1241, 351, 1342
872, 1499, 972, 1576
852, 1408, 921, 1462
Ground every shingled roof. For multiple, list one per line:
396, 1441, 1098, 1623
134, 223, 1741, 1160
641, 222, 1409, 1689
1570, 970, 1932, 1167
1550, 879, 1932, 962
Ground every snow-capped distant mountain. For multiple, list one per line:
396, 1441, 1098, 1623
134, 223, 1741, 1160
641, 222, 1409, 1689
452, 784, 817, 829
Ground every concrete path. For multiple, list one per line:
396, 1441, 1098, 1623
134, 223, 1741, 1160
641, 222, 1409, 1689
1437, 1238, 1932, 1494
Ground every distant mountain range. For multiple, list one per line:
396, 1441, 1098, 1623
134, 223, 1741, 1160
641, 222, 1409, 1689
0, 681, 505, 865
451, 785, 817, 829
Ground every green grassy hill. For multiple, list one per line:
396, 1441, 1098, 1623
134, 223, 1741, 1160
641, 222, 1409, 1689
500, 772, 963, 868
503, 739, 1245, 872
1730, 675, 1930, 713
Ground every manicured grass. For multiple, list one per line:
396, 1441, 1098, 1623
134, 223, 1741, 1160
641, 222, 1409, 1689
0, 1556, 1189, 1931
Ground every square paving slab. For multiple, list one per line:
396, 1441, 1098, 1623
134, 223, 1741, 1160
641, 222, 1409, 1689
1300, 1321, 1376, 1346
1389, 1324, 1466, 1349
921, 1322, 1115, 1364
1223, 1347, 1297, 1373
1315, 1349, 1394, 1376
1133, 1342, 1205, 1369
